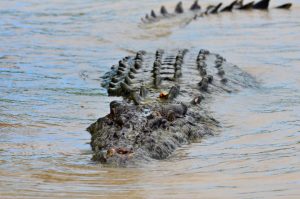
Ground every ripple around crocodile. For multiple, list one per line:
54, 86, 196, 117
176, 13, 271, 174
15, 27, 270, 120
141, 0, 292, 25
87, 49, 259, 166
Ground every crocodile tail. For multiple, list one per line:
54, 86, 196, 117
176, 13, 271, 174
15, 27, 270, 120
238, 1, 254, 10
160, 6, 168, 16
175, 1, 184, 14
276, 3, 292, 9
221, 0, 238, 12
151, 10, 157, 18
210, 3, 223, 14
190, 0, 201, 11
253, 0, 270, 10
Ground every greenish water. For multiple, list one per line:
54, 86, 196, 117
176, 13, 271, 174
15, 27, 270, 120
0, 0, 299, 198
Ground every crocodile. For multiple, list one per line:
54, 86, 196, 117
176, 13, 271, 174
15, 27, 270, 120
141, 0, 292, 24
87, 49, 258, 166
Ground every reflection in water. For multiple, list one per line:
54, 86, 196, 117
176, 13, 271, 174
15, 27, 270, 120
0, 0, 300, 198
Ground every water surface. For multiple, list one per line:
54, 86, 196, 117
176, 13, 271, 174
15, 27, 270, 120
0, 0, 300, 198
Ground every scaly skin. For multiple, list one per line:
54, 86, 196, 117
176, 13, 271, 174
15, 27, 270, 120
87, 49, 258, 166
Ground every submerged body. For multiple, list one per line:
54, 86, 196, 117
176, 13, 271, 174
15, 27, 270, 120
87, 49, 258, 166
0, 0, 299, 197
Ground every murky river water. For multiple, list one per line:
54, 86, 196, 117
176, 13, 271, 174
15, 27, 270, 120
0, 0, 300, 198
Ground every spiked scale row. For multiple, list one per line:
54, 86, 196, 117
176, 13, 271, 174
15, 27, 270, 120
197, 50, 213, 91
141, 0, 292, 23
195, 49, 230, 92
105, 50, 190, 102
106, 51, 145, 104
152, 50, 164, 88
102, 49, 257, 106
152, 49, 188, 88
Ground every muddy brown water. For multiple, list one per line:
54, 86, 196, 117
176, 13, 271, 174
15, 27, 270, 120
0, 0, 299, 198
